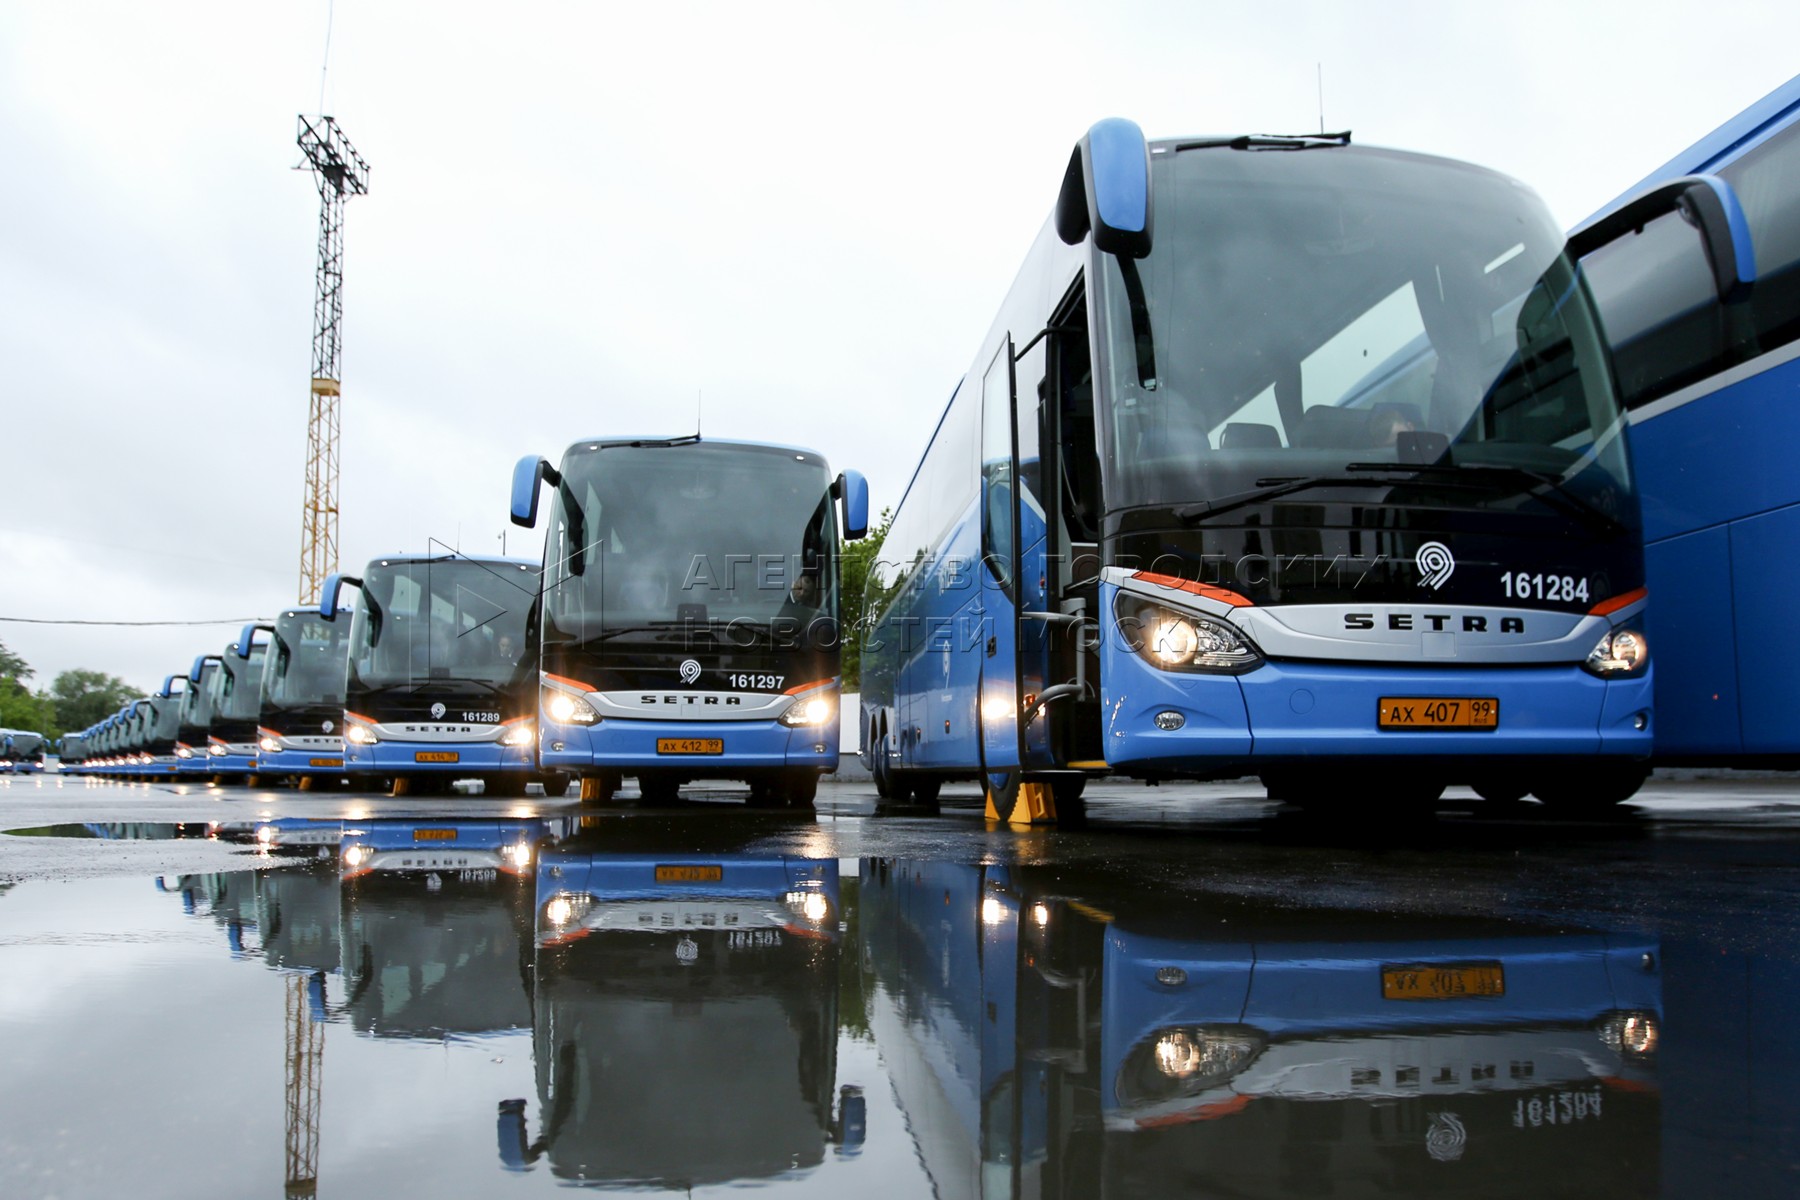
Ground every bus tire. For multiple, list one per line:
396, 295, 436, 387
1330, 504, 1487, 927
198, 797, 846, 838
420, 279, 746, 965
886, 771, 939, 811
1531, 764, 1650, 812
1473, 778, 1531, 805
638, 774, 680, 804
539, 774, 571, 799
871, 738, 894, 801
776, 769, 818, 811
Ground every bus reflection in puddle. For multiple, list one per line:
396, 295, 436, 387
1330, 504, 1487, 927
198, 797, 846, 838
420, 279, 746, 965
500, 845, 861, 1187
860, 860, 1660, 1198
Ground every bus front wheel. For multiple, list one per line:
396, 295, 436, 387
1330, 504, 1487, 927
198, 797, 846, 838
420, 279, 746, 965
1531, 764, 1650, 813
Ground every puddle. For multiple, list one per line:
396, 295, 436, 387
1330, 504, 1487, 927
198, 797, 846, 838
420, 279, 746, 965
2, 814, 1797, 1196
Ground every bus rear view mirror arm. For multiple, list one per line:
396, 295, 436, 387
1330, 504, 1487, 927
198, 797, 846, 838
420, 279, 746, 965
235, 622, 276, 660
511, 455, 560, 529
1568, 173, 1756, 303
188, 653, 221, 685
318, 574, 361, 622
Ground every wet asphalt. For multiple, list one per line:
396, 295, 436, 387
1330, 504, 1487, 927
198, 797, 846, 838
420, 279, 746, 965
3, 770, 1799, 1198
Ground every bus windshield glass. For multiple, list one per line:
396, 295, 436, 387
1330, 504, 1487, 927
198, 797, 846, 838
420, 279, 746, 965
349, 559, 538, 689
265, 612, 351, 709
542, 442, 837, 638
212, 646, 266, 721
1097, 144, 1634, 525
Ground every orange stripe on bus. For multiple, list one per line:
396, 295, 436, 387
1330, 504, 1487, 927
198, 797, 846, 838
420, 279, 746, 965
1589, 587, 1648, 617
784, 678, 838, 695
1129, 571, 1255, 607
542, 673, 597, 693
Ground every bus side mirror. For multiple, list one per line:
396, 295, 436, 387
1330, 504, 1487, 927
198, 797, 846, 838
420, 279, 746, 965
319, 574, 360, 621
189, 655, 209, 684
235, 623, 265, 659
158, 675, 182, 699
1569, 173, 1756, 303
1055, 117, 1152, 259
511, 455, 559, 529
837, 470, 870, 540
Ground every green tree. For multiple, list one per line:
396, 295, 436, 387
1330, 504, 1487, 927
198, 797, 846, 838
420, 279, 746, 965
0, 638, 32, 683
838, 507, 891, 693
0, 676, 56, 736
49, 669, 140, 734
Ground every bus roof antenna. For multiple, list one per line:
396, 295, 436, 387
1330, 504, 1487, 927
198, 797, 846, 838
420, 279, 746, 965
1317, 63, 1325, 135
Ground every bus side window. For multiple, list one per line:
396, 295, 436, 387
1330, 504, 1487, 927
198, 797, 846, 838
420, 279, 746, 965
1722, 119, 1800, 359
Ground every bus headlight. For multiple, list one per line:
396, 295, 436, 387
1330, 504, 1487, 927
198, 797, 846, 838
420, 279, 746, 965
1584, 627, 1649, 677
207, 743, 228, 757
1115, 1025, 1267, 1106
344, 722, 378, 746
541, 683, 601, 726
259, 736, 282, 754
175, 746, 194, 759
500, 722, 536, 748
1115, 596, 1263, 674
784, 889, 832, 924
542, 891, 594, 939
341, 843, 371, 870
780, 685, 838, 727
1597, 1011, 1659, 1060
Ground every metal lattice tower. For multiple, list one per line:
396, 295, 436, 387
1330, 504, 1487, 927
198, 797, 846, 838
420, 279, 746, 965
296, 115, 369, 605
283, 973, 324, 1197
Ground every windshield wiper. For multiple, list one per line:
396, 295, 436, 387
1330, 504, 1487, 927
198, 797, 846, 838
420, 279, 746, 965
1174, 471, 1485, 523
1344, 462, 1627, 534
1173, 131, 1352, 152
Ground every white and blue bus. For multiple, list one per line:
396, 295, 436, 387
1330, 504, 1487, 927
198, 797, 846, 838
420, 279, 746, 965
320, 553, 553, 796
1577, 72, 1800, 767
244, 606, 354, 787
510, 436, 869, 808
861, 120, 1753, 820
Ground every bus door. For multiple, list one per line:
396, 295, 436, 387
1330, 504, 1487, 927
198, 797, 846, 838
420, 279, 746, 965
979, 335, 1056, 816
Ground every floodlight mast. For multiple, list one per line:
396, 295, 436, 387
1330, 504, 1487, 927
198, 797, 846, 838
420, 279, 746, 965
295, 115, 370, 606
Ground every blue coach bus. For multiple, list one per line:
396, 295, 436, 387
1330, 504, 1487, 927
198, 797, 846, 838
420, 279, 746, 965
242, 607, 353, 788
861, 119, 1754, 821
173, 654, 222, 777
320, 553, 553, 796
510, 436, 868, 808
207, 631, 267, 781
1575, 72, 1800, 767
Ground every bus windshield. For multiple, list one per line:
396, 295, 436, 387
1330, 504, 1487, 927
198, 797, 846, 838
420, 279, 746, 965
1097, 144, 1634, 525
212, 646, 266, 721
543, 442, 837, 638
265, 612, 351, 709
349, 558, 538, 689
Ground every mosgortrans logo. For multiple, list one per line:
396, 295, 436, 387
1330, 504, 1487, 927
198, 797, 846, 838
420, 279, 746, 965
1415, 541, 1455, 590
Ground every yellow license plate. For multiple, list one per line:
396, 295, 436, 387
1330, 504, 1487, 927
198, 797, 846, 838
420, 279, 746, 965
413, 829, 458, 842
1377, 697, 1499, 730
309, 757, 343, 768
415, 751, 460, 763
656, 738, 723, 755
655, 865, 723, 882
1382, 962, 1505, 1000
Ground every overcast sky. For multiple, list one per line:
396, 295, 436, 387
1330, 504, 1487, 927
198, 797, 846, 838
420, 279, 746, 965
1, 0, 1794, 696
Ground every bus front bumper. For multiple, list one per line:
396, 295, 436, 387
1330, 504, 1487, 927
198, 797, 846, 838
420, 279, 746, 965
538, 717, 839, 774
1102, 651, 1653, 774
344, 740, 534, 775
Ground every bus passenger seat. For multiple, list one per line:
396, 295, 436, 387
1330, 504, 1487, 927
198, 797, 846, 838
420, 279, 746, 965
1219, 422, 1282, 450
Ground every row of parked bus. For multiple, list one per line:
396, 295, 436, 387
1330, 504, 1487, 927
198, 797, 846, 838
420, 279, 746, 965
56, 439, 872, 806
50, 74, 1800, 817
